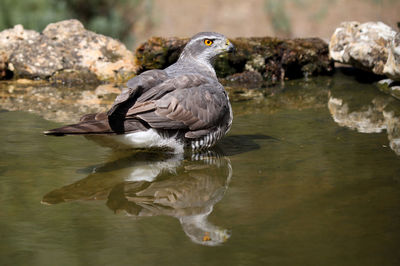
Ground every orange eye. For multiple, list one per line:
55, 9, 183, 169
204, 39, 213, 46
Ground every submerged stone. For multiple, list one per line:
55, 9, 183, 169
224, 71, 263, 89
377, 79, 400, 100
0, 82, 120, 123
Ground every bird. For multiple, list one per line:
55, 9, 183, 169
44, 32, 235, 153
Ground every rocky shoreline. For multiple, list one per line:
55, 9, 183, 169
0, 19, 399, 123
0, 19, 335, 85
1, 19, 398, 87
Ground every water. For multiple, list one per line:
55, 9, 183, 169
1, 71, 400, 265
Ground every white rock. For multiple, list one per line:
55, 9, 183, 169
329, 21, 400, 80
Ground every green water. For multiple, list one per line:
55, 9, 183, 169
1, 72, 400, 265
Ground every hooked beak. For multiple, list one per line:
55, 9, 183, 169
225, 40, 235, 53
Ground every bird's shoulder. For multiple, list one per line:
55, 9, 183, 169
107, 69, 169, 116
135, 72, 215, 102
109, 68, 217, 116
126, 69, 169, 88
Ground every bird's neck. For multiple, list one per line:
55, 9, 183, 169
177, 53, 217, 79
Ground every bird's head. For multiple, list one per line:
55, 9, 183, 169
179, 32, 235, 64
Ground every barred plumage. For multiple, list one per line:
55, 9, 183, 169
189, 127, 229, 151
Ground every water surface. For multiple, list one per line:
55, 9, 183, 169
1, 71, 400, 265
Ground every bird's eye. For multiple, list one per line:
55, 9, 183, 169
204, 39, 213, 46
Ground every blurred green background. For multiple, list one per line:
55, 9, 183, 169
0, 0, 399, 49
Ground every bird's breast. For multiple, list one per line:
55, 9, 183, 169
110, 129, 185, 153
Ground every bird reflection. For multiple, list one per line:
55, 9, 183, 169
42, 134, 272, 245
106, 151, 232, 246
42, 149, 232, 246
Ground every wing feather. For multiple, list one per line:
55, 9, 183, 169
107, 69, 168, 117
106, 71, 228, 138
134, 83, 229, 138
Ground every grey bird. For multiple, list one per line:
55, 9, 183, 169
44, 32, 235, 153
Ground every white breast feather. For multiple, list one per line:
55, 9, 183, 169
111, 129, 184, 153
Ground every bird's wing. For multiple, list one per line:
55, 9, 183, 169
126, 75, 230, 138
44, 74, 229, 137
107, 69, 169, 117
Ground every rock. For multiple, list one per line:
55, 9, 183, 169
221, 71, 265, 101
389, 86, 400, 100
376, 79, 400, 100
384, 32, 400, 80
135, 36, 334, 86
223, 71, 263, 89
0, 24, 40, 53
0, 51, 9, 79
135, 36, 188, 71
224, 86, 264, 102
0, 20, 137, 82
329, 21, 400, 81
1, 21, 333, 85
49, 69, 101, 86
0, 24, 39, 79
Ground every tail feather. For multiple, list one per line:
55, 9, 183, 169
44, 112, 150, 136
44, 119, 114, 136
